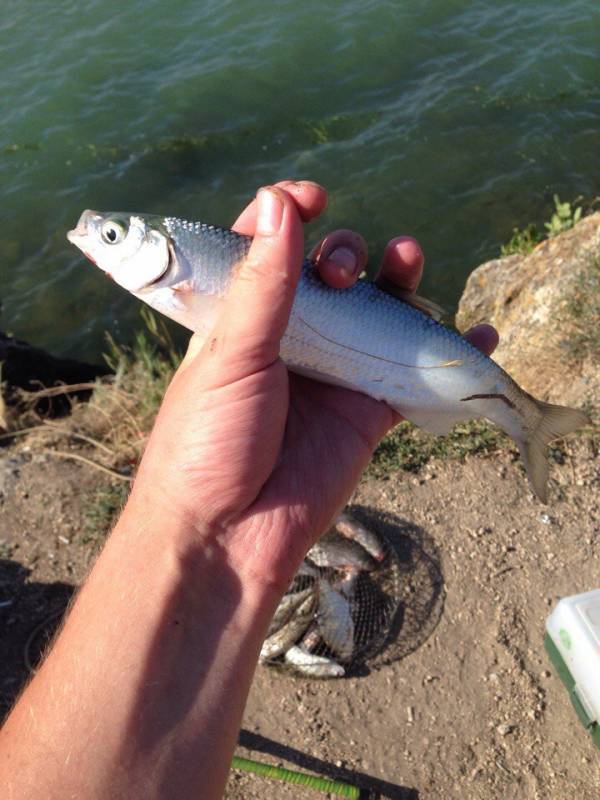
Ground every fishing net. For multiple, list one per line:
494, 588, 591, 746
260, 504, 444, 678
22, 505, 444, 683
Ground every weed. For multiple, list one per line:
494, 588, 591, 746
82, 482, 129, 545
75, 308, 182, 470
0, 539, 19, 559
500, 194, 584, 257
368, 419, 507, 478
500, 223, 542, 257
561, 254, 600, 362
544, 194, 582, 238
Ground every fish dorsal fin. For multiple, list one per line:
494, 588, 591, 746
376, 278, 446, 321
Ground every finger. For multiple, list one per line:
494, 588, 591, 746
309, 229, 368, 289
375, 236, 424, 293
233, 180, 327, 235
207, 186, 306, 378
463, 323, 499, 356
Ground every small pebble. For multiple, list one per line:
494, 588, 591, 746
496, 723, 513, 736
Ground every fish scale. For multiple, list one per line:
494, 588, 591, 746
67, 209, 590, 502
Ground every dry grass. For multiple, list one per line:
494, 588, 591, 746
3, 309, 181, 481
70, 309, 180, 468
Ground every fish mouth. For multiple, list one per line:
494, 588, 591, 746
67, 209, 99, 244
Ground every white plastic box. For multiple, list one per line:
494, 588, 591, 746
545, 588, 600, 749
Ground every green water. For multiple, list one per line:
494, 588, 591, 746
2, 0, 599, 360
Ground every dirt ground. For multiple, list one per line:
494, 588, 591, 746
1, 434, 599, 799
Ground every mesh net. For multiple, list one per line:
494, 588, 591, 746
260, 504, 444, 678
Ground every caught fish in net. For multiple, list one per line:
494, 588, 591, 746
259, 506, 441, 678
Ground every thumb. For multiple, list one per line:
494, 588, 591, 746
206, 186, 305, 381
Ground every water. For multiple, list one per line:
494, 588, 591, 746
2, 0, 599, 361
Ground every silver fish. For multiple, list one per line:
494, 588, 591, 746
334, 570, 359, 600
299, 621, 322, 653
333, 512, 386, 562
67, 210, 590, 502
307, 530, 376, 572
296, 560, 318, 578
284, 645, 345, 678
259, 594, 316, 662
267, 586, 315, 637
317, 579, 355, 662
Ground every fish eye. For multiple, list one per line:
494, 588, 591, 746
101, 219, 127, 245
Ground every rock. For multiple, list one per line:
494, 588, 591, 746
0, 332, 112, 419
496, 723, 514, 736
456, 213, 600, 409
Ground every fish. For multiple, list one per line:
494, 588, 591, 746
267, 586, 315, 637
296, 560, 318, 578
306, 530, 376, 573
317, 579, 355, 662
299, 622, 322, 653
67, 209, 590, 502
333, 512, 386, 562
284, 645, 345, 678
334, 571, 360, 600
259, 594, 316, 662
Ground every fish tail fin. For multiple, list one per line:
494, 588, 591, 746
517, 400, 590, 503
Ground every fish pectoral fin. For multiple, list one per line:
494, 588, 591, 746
171, 279, 194, 293
517, 401, 590, 504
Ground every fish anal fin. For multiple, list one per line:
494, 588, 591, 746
393, 406, 467, 435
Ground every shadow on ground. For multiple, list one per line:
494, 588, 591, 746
238, 728, 419, 799
0, 559, 74, 720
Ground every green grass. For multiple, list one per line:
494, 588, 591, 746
368, 418, 507, 478
500, 223, 542, 257
500, 194, 584, 257
82, 482, 130, 546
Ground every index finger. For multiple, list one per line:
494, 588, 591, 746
233, 180, 327, 234
375, 236, 425, 293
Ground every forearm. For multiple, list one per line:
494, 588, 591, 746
0, 492, 281, 800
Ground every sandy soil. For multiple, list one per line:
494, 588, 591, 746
1, 436, 598, 799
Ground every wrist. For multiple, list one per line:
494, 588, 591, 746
118, 477, 288, 613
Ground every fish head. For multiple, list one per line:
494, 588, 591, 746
67, 210, 170, 293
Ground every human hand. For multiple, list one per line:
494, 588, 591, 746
2, 181, 499, 800
131, 181, 498, 593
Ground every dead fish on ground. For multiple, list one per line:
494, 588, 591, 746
284, 645, 345, 678
317, 579, 355, 662
299, 621, 322, 653
260, 594, 316, 662
296, 560, 318, 578
68, 208, 590, 502
334, 570, 359, 600
333, 512, 386, 562
267, 586, 315, 637
307, 529, 376, 573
